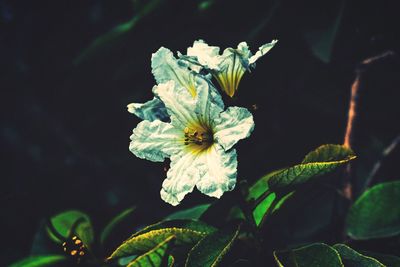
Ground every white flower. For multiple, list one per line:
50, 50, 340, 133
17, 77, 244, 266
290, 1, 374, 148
129, 78, 254, 206
182, 39, 278, 97
128, 47, 222, 122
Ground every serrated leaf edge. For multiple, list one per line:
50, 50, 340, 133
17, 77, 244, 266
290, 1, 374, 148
126, 235, 174, 267
185, 225, 240, 267
109, 227, 209, 260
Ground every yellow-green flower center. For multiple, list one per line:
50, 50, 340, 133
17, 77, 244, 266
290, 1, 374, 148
183, 126, 213, 153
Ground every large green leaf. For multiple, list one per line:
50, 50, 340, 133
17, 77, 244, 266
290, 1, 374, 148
346, 181, 400, 239
101, 207, 136, 245
185, 225, 240, 267
47, 210, 94, 246
108, 220, 216, 259
268, 144, 355, 192
9, 255, 66, 267
165, 204, 211, 220
333, 244, 384, 267
274, 243, 344, 267
127, 236, 174, 267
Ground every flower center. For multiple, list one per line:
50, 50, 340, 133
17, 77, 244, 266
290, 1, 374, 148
183, 126, 213, 151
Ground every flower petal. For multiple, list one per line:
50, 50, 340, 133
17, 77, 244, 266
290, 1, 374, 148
129, 120, 182, 162
153, 79, 223, 129
160, 151, 203, 206
196, 144, 237, 198
213, 107, 255, 150
186, 40, 222, 71
127, 97, 169, 122
151, 47, 198, 97
248, 39, 278, 65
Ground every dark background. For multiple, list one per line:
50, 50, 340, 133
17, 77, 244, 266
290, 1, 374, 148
1, 0, 400, 265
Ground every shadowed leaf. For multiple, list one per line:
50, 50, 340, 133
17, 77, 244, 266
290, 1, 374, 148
101, 207, 136, 245
127, 236, 174, 267
108, 220, 216, 259
74, 0, 164, 64
165, 204, 211, 220
9, 255, 66, 267
274, 243, 343, 267
346, 181, 400, 239
46, 210, 94, 247
333, 244, 384, 267
185, 225, 240, 267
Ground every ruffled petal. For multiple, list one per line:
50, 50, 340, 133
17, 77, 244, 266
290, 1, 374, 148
151, 47, 198, 97
127, 97, 169, 122
248, 39, 278, 65
186, 40, 222, 71
153, 80, 223, 130
213, 107, 255, 150
196, 144, 237, 198
129, 120, 182, 162
160, 151, 203, 206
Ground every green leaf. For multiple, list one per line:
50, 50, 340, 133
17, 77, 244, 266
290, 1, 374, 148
252, 193, 276, 226
185, 225, 240, 267
247, 171, 279, 201
9, 255, 66, 267
101, 207, 136, 245
168, 255, 175, 267
303, 0, 345, 63
346, 181, 400, 239
127, 236, 174, 267
362, 252, 400, 267
165, 204, 211, 220
108, 220, 216, 259
47, 210, 94, 246
273, 243, 344, 267
74, 0, 164, 64
333, 244, 384, 267
268, 144, 355, 192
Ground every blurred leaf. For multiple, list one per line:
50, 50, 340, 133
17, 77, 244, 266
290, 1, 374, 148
74, 0, 164, 64
268, 144, 355, 193
47, 210, 94, 247
101, 207, 136, 245
362, 251, 400, 267
273, 243, 343, 267
266, 186, 336, 243
185, 225, 240, 267
108, 220, 216, 259
198, 0, 214, 11
168, 255, 175, 267
9, 255, 66, 267
303, 0, 345, 63
165, 204, 211, 220
252, 193, 276, 226
346, 181, 400, 239
333, 244, 384, 267
127, 235, 174, 267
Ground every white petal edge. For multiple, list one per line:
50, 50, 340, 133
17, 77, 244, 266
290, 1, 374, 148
196, 144, 237, 198
213, 107, 255, 151
127, 97, 169, 122
248, 39, 278, 65
129, 120, 182, 162
186, 40, 222, 70
160, 151, 203, 206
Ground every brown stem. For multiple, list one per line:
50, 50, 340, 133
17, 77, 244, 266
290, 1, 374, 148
342, 51, 395, 200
